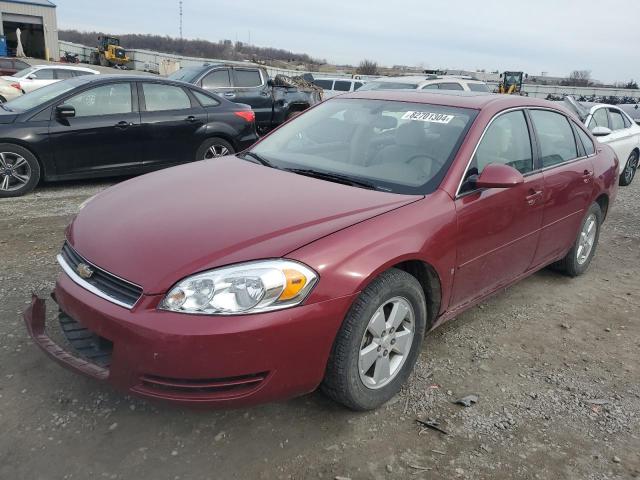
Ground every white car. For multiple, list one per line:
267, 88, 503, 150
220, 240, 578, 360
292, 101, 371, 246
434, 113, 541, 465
1, 65, 99, 95
358, 75, 490, 93
565, 98, 640, 186
0, 79, 24, 103
313, 77, 366, 99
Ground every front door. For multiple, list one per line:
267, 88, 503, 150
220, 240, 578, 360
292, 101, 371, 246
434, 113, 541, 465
138, 82, 207, 168
451, 109, 544, 308
49, 82, 142, 176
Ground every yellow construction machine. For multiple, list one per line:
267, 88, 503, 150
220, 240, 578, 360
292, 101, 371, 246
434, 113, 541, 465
90, 36, 129, 68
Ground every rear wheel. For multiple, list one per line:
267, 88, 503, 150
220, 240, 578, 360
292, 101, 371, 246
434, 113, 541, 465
0, 144, 40, 198
553, 202, 602, 277
619, 151, 638, 186
321, 269, 427, 410
196, 137, 235, 161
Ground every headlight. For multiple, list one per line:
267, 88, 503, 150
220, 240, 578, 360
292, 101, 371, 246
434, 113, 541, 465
160, 260, 318, 315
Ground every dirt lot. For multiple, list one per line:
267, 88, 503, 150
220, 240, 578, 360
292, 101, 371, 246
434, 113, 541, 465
1, 177, 638, 480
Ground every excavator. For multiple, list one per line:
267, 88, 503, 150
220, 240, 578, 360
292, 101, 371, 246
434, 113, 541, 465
90, 36, 129, 69
498, 71, 527, 95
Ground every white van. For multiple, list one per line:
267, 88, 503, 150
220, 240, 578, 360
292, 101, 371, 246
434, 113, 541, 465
313, 77, 366, 99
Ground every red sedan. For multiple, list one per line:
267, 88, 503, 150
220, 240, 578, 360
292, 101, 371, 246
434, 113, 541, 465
24, 90, 619, 410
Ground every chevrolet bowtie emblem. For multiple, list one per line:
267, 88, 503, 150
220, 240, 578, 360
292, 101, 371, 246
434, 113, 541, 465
76, 263, 94, 279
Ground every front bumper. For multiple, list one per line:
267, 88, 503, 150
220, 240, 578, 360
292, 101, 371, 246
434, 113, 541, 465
24, 272, 355, 407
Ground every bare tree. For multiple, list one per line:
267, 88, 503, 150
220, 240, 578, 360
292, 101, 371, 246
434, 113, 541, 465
562, 70, 592, 87
356, 59, 379, 76
624, 79, 639, 90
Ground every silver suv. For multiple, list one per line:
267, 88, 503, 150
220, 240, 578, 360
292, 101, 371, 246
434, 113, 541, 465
359, 75, 490, 93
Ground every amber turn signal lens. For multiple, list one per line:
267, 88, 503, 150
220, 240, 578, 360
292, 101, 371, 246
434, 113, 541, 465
279, 269, 308, 301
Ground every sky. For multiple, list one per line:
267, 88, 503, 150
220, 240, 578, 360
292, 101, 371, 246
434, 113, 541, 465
55, 0, 640, 83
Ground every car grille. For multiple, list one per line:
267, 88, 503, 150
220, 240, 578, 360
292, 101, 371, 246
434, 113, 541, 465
59, 242, 143, 309
58, 309, 113, 368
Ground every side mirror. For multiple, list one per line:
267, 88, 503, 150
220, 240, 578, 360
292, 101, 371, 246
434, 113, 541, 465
56, 104, 76, 119
591, 126, 612, 137
27, 74, 37, 80
475, 163, 524, 189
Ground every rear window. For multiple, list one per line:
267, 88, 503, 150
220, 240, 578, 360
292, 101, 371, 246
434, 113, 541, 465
235, 69, 262, 87
468, 83, 490, 92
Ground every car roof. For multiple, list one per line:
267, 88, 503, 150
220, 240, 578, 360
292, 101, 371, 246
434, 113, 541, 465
31, 64, 99, 72
338, 89, 571, 112
369, 75, 484, 85
61, 73, 208, 87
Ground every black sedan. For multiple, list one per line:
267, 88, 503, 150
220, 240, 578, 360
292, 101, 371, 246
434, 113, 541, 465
0, 75, 259, 197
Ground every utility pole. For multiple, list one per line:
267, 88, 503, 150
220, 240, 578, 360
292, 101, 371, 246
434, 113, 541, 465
179, 0, 183, 40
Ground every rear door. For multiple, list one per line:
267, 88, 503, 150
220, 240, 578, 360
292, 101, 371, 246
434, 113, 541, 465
138, 81, 207, 168
529, 109, 594, 266
231, 67, 272, 128
49, 81, 142, 175
451, 109, 544, 308
605, 108, 638, 170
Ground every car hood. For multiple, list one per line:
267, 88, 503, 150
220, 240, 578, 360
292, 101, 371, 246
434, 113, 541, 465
67, 157, 420, 294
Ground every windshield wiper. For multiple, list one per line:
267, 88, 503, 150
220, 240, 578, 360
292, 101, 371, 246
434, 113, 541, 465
286, 168, 378, 190
240, 152, 277, 169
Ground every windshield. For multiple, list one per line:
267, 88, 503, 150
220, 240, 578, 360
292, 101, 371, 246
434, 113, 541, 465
10, 66, 37, 79
250, 99, 477, 194
359, 81, 419, 91
168, 67, 205, 83
468, 83, 490, 92
3, 80, 77, 112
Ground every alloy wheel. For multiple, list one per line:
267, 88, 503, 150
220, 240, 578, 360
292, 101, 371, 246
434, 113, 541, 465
624, 153, 638, 184
0, 152, 31, 193
358, 296, 415, 390
576, 213, 597, 265
203, 144, 230, 160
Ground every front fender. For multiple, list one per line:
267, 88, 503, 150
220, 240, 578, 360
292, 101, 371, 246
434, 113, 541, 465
287, 191, 457, 316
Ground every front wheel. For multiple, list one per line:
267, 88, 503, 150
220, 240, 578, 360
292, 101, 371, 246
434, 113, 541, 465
321, 268, 427, 411
196, 137, 235, 161
554, 202, 602, 277
0, 144, 40, 198
619, 151, 638, 186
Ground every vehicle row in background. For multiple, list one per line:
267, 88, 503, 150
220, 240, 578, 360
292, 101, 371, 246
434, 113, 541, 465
0, 75, 257, 197
168, 64, 322, 133
564, 97, 640, 186
0, 57, 31, 76
312, 77, 366, 98
0, 64, 99, 102
359, 74, 490, 92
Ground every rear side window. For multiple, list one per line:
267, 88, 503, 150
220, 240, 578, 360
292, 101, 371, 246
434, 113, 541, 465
143, 83, 191, 111
55, 69, 75, 80
472, 110, 533, 176
589, 108, 609, 131
354, 82, 364, 90
530, 110, 578, 168
234, 69, 262, 88
192, 89, 219, 107
422, 84, 440, 90
574, 125, 595, 156
468, 83, 490, 92
609, 109, 626, 131
201, 69, 231, 89
314, 79, 333, 89
333, 80, 351, 92
437, 83, 464, 91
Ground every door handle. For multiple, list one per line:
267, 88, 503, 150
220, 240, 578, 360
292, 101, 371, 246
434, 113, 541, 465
223, 92, 236, 98
582, 169, 594, 183
186, 115, 197, 123
115, 121, 132, 130
525, 189, 543, 206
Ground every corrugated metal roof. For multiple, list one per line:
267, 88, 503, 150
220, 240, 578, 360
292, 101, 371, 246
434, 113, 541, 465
0, 0, 56, 7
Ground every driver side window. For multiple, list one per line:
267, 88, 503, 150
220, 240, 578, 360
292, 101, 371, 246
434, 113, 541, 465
461, 111, 532, 193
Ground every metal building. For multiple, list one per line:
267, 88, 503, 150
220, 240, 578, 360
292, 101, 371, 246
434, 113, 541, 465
0, 0, 58, 60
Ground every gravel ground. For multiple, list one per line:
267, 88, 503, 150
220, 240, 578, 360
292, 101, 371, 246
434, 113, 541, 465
0, 177, 638, 480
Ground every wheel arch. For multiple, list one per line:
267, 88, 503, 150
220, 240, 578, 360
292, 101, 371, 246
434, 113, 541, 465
0, 139, 48, 180
391, 260, 442, 330
594, 193, 609, 222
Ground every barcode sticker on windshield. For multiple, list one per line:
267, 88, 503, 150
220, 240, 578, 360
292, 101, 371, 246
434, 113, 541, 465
402, 111, 455, 124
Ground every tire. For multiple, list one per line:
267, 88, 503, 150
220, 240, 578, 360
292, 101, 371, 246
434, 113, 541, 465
553, 203, 603, 277
321, 268, 427, 411
0, 95, 6, 103
619, 150, 638, 186
99, 54, 109, 67
0, 143, 41, 198
196, 137, 235, 161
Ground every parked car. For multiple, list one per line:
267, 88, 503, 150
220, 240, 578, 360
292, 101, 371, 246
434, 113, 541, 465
564, 98, 640, 186
312, 77, 366, 99
23, 91, 618, 410
0, 79, 24, 103
0, 75, 258, 197
619, 103, 640, 125
359, 75, 490, 93
168, 64, 322, 132
0, 57, 31, 76
1, 64, 99, 95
